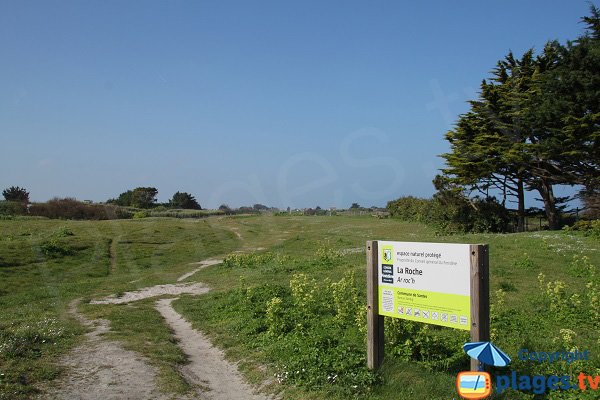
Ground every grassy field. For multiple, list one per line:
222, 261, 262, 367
0, 215, 598, 399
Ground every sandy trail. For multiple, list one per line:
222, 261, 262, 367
340, 247, 363, 255
177, 258, 222, 282
51, 258, 273, 400
90, 282, 210, 305
156, 298, 270, 400
39, 300, 171, 400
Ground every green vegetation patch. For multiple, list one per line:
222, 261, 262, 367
1, 215, 599, 399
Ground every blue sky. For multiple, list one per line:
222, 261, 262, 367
0, 1, 592, 209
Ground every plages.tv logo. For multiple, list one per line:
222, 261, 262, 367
456, 371, 492, 399
457, 341, 511, 399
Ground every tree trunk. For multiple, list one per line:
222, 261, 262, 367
536, 179, 560, 230
517, 178, 525, 232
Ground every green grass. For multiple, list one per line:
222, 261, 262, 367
1, 215, 599, 399
0, 217, 239, 399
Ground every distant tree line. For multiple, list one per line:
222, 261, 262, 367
0, 186, 204, 220
0, 185, 282, 220
106, 187, 202, 210
217, 203, 277, 215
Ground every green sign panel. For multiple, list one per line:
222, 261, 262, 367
377, 241, 471, 331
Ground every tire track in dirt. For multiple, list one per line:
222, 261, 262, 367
89, 282, 210, 305
54, 258, 274, 400
177, 259, 222, 282
39, 300, 171, 400
108, 237, 118, 274
156, 298, 270, 400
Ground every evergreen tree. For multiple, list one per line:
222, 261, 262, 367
131, 187, 158, 208
170, 191, 201, 209
109, 187, 158, 208
442, 6, 599, 230
2, 186, 30, 203
442, 50, 536, 231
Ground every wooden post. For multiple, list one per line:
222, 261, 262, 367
367, 241, 384, 370
469, 244, 490, 371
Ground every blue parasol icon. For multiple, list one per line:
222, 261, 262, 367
463, 341, 511, 367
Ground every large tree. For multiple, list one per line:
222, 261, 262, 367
109, 187, 158, 208
580, 181, 600, 219
442, 7, 599, 230
443, 50, 537, 231
108, 190, 133, 206
170, 191, 201, 210
528, 7, 600, 203
131, 187, 158, 208
523, 7, 600, 227
2, 186, 30, 203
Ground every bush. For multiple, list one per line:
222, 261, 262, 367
387, 195, 510, 234
262, 271, 376, 393
40, 238, 73, 257
0, 201, 27, 216
315, 242, 342, 266
563, 220, 600, 237
54, 226, 74, 237
223, 252, 277, 268
469, 196, 511, 233
28, 198, 131, 220
132, 210, 149, 219
386, 196, 432, 223
146, 209, 220, 218
385, 318, 469, 371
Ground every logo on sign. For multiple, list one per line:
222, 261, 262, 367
383, 248, 392, 262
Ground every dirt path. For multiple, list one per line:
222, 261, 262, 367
47, 258, 273, 399
40, 300, 171, 400
89, 282, 210, 305
177, 259, 222, 282
156, 298, 270, 400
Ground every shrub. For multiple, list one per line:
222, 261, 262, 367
0, 201, 27, 216
513, 253, 535, 269
40, 238, 73, 257
132, 210, 149, 219
386, 196, 432, 223
28, 198, 131, 220
387, 195, 510, 234
146, 209, 219, 218
569, 255, 595, 278
563, 220, 600, 237
54, 226, 74, 237
222, 252, 276, 268
262, 271, 375, 394
265, 297, 291, 336
315, 242, 342, 266
384, 318, 469, 371
538, 268, 599, 327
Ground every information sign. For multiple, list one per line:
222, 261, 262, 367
377, 241, 471, 331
